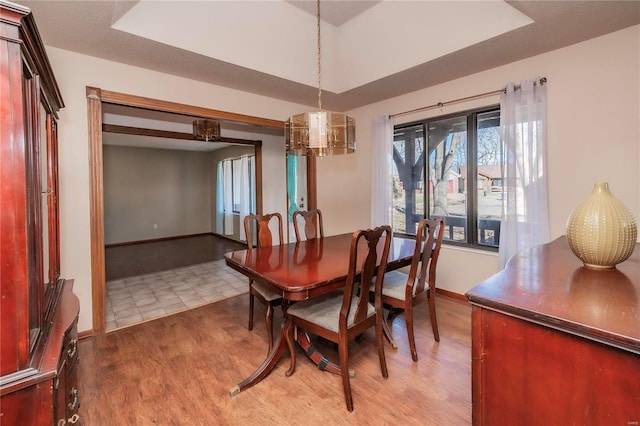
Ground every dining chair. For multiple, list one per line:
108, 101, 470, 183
374, 217, 445, 362
283, 225, 393, 412
244, 213, 285, 352
292, 209, 324, 242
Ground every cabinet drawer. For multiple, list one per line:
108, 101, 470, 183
63, 321, 79, 372
55, 358, 80, 425
56, 320, 80, 425
65, 364, 80, 425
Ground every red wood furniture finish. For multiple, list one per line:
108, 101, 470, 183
292, 209, 324, 241
376, 218, 443, 362
0, 2, 80, 425
466, 236, 640, 425
284, 226, 393, 412
225, 233, 417, 396
244, 213, 285, 352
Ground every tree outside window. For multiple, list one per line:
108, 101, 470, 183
392, 107, 502, 249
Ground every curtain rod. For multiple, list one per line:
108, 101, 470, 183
389, 77, 547, 119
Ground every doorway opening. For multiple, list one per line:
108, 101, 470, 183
87, 87, 284, 334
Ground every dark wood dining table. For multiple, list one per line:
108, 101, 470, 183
224, 232, 417, 397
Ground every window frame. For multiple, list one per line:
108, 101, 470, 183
392, 104, 501, 251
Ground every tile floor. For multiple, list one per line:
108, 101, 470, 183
106, 259, 248, 331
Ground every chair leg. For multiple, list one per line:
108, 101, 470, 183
248, 281, 254, 331
428, 287, 440, 342
405, 304, 418, 362
381, 313, 398, 349
376, 317, 389, 378
284, 320, 297, 377
265, 303, 274, 352
338, 336, 354, 412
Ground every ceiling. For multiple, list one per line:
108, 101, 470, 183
17, 0, 640, 112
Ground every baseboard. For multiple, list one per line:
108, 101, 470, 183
435, 287, 468, 302
211, 232, 245, 245
78, 329, 94, 340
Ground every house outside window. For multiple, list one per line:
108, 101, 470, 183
392, 106, 502, 249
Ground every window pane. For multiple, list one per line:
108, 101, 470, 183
428, 116, 467, 242
392, 125, 424, 235
476, 110, 502, 247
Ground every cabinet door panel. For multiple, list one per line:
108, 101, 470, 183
475, 309, 640, 425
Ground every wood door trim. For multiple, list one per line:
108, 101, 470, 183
102, 124, 262, 146
86, 86, 106, 334
88, 86, 273, 334
99, 89, 284, 129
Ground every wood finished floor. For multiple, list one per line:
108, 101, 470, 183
78, 293, 472, 425
105, 234, 246, 281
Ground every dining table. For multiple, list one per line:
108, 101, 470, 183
224, 232, 418, 397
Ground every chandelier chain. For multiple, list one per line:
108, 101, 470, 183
317, 0, 322, 111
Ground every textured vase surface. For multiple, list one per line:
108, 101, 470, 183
566, 182, 637, 269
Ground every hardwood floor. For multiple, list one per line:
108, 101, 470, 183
78, 293, 472, 424
105, 234, 246, 281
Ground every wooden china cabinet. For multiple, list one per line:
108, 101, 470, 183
0, 2, 80, 425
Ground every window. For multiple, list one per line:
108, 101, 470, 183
221, 155, 256, 215
392, 106, 502, 249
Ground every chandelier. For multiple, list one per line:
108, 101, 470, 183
193, 119, 221, 142
285, 0, 355, 157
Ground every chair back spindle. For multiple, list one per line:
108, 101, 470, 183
346, 227, 391, 327
406, 219, 437, 300
374, 217, 445, 362
292, 209, 324, 242
244, 213, 284, 248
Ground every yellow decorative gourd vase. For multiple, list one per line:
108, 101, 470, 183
566, 182, 637, 269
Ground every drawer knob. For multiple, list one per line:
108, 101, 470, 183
67, 339, 78, 359
68, 387, 79, 411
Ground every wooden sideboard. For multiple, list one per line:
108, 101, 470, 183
466, 236, 639, 425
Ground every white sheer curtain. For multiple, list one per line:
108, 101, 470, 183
238, 155, 251, 241
222, 160, 234, 235
498, 78, 550, 268
215, 162, 224, 234
371, 115, 393, 227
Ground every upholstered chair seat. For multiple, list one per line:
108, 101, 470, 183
379, 270, 418, 299
251, 282, 282, 302
286, 290, 377, 333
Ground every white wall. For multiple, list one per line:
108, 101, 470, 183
103, 145, 213, 244
48, 25, 639, 333
332, 25, 640, 295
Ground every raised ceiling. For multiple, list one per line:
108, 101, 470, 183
18, 1, 640, 111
